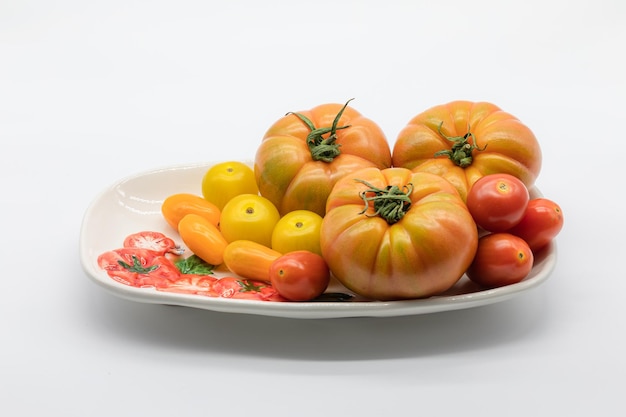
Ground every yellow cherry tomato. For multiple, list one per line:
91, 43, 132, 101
271, 210, 323, 256
161, 193, 221, 231
219, 194, 280, 247
201, 161, 259, 210
178, 213, 228, 266
222, 240, 282, 281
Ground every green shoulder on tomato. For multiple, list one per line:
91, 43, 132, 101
320, 166, 478, 301
254, 99, 392, 217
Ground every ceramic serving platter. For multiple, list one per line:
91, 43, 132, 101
80, 162, 556, 319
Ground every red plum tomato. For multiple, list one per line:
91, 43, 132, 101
466, 173, 530, 232
508, 198, 564, 252
269, 251, 330, 301
466, 233, 534, 288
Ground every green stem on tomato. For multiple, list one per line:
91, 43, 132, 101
287, 98, 354, 163
355, 179, 413, 224
433, 121, 486, 168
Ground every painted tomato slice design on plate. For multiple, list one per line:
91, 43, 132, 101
98, 231, 287, 301
123, 231, 184, 255
97, 248, 179, 289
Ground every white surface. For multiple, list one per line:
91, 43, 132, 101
2, 0, 624, 415
80, 162, 556, 319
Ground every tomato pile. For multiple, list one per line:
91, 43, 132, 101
465, 174, 563, 288
102, 99, 563, 302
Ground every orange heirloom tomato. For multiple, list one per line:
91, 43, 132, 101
321, 166, 478, 301
178, 213, 228, 266
254, 99, 392, 217
222, 240, 281, 282
392, 101, 542, 202
161, 193, 221, 230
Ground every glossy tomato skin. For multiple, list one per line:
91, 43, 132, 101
219, 194, 280, 247
321, 166, 478, 301
161, 193, 221, 231
178, 213, 228, 266
508, 198, 564, 252
222, 239, 281, 281
466, 173, 530, 232
254, 100, 392, 217
392, 101, 542, 201
269, 251, 330, 301
271, 210, 324, 256
466, 233, 534, 288
201, 161, 258, 210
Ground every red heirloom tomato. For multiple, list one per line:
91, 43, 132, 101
269, 251, 330, 301
466, 173, 530, 232
508, 198, 564, 251
466, 233, 534, 288
392, 101, 542, 201
254, 99, 392, 217
321, 166, 478, 301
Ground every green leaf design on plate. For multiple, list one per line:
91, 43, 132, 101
175, 255, 215, 275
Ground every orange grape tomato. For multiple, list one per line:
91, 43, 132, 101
161, 193, 221, 230
177, 213, 228, 266
222, 240, 282, 281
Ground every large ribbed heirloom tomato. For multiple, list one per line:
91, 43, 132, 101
392, 101, 542, 202
254, 99, 392, 217
320, 166, 478, 301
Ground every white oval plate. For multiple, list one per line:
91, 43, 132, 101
80, 162, 556, 319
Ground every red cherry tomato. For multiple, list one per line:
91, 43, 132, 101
269, 251, 330, 301
466, 233, 534, 288
466, 174, 530, 232
508, 198, 564, 252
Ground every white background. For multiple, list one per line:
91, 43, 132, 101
2, 0, 624, 415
